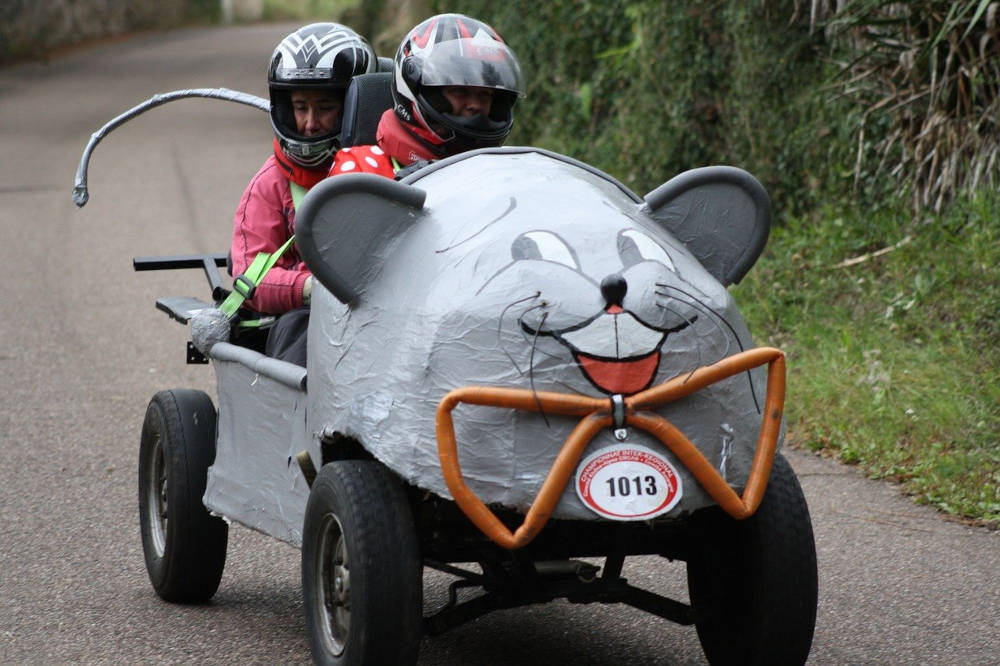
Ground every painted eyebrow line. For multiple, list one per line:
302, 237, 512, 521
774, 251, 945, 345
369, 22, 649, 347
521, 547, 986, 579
435, 196, 517, 254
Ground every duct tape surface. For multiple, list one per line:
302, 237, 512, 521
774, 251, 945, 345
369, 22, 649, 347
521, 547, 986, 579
302, 151, 777, 521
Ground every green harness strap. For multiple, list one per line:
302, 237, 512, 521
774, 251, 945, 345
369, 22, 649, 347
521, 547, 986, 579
289, 181, 308, 209
218, 181, 309, 320
219, 234, 297, 319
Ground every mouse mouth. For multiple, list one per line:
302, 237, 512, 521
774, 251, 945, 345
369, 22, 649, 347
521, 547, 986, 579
572, 349, 662, 395
553, 311, 671, 395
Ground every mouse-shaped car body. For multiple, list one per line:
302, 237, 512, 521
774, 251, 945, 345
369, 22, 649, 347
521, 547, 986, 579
78, 80, 817, 666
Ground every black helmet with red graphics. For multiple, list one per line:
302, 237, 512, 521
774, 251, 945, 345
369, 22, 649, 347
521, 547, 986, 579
269, 23, 376, 168
391, 14, 525, 156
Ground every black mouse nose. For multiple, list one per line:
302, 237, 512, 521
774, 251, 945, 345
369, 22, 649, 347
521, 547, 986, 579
600, 274, 628, 307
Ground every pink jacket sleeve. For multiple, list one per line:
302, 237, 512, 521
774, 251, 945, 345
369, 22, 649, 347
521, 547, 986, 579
230, 157, 310, 314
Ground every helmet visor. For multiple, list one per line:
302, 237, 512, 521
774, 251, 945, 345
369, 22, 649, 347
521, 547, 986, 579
417, 39, 525, 97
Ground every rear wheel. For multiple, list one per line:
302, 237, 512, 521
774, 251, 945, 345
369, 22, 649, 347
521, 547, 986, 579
138, 389, 228, 602
687, 452, 817, 666
302, 460, 422, 665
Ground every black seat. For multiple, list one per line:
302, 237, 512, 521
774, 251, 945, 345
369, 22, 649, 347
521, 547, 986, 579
340, 72, 394, 148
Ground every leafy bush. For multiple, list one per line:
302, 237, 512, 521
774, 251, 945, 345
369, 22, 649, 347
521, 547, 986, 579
259, 0, 359, 22
816, 0, 1000, 212
735, 191, 1000, 526
401, 0, 1000, 525
429, 0, 858, 216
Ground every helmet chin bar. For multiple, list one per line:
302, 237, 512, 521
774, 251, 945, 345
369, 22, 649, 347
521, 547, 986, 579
270, 105, 343, 169
444, 111, 509, 137
279, 133, 340, 168
420, 99, 511, 145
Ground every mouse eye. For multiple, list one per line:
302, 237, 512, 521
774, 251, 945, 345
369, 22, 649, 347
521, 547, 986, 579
618, 230, 675, 272
511, 231, 579, 269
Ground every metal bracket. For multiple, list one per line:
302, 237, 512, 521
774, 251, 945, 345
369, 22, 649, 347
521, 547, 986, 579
186, 341, 208, 365
611, 393, 628, 440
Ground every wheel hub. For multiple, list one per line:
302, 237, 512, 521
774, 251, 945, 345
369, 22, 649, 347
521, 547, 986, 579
317, 513, 350, 656
147, 434, 168, 557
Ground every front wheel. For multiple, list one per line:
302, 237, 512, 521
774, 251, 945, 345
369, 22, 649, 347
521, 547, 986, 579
302, 460, 422, 666
138, 389, 228, 602
687, 452, 817, 666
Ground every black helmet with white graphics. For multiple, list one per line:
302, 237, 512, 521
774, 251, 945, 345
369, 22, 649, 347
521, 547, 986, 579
269, 23, 376, 168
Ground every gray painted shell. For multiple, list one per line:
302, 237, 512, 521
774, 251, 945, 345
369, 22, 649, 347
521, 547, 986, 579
297, 148, 776, 520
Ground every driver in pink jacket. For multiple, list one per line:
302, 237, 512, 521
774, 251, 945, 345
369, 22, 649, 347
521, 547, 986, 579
230, 23, 375, 364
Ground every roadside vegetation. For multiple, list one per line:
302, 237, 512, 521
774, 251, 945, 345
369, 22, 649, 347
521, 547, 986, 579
105, 0, 996, 526
424, 0, 1000, 527
218, 0, 999, 526
737, 191, 999, 526
8, 3, 992, 522
256, 0, 358, 21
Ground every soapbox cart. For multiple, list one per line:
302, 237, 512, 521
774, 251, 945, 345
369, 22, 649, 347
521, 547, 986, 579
74, 76, 818, 666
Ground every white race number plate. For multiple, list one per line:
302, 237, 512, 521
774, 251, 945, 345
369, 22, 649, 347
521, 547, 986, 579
576, 445, 682, 520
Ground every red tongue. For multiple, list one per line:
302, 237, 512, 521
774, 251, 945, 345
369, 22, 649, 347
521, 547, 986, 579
576, 351, 660, 395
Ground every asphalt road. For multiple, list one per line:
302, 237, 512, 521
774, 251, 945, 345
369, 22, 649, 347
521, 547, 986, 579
1, 22, 997, 666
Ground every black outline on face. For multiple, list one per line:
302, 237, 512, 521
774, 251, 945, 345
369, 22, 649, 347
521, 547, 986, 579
495, 228, 695, 395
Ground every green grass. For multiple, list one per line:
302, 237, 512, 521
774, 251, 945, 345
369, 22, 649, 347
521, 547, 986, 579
260, 0, 359, 22
734, 192, 1000, 528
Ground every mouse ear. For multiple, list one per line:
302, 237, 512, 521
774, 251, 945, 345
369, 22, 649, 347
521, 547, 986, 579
641, 166, 771, 286
295, 174, 426, 305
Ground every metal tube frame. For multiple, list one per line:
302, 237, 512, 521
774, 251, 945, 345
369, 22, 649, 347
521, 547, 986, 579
436, 347, 786, 550
73, 88, 268, 208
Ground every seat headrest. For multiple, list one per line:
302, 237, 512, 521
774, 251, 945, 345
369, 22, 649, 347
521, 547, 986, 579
340, 72, 394, 148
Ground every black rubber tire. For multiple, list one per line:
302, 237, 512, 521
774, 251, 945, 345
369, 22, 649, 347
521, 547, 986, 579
138, 389, 228, 602
302, 460, 422, 666
687, 452, 818, 666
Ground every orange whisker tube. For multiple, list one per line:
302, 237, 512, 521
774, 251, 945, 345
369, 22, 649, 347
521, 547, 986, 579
435, 348, 786, 549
